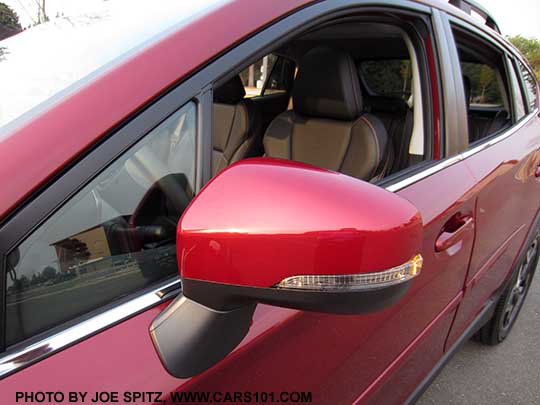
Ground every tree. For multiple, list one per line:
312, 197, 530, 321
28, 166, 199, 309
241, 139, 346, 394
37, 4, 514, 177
0, 2, 22, 41
507, 35, 540, 80
41, 266, 57, 281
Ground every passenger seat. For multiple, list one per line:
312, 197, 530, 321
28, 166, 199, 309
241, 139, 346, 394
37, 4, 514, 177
263, 47, 391, 182
212, 75, 263, 176
364, 95, 412, 173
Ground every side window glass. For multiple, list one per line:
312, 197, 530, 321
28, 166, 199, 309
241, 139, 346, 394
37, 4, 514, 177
507, 59, 527, 121
263, 56, 295, 95
461, 62, 504, 107
238, 54, 291, 97
5, 101, 196, 346
518, 61, 538, 111
452, 27, 512, 144
359, 59, 412, 101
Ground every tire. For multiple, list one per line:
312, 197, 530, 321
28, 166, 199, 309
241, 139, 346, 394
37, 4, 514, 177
475, 235, 539, 345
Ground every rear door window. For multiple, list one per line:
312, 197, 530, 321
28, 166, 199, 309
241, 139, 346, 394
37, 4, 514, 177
461, 62, 504, 107
517, 61, 538, 111
507, 59, 527, 121
451, 25, 513, 144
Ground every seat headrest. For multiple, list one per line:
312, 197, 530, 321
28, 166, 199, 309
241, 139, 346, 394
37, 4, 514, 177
463, 75, 471, 111
214, 75, 246, 104
293, 47, 363, 121
365, 96, 408, 114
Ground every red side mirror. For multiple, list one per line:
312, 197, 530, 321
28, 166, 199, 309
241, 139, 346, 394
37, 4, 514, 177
151, 158, 423, 377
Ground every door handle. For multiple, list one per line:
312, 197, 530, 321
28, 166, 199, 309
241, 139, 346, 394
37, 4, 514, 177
435, 215, 474, 252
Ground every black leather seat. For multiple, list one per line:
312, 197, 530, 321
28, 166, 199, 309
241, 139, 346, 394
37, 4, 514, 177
212, 75, 264, 176
263, 47, 391, 182
364, 95, 413, 173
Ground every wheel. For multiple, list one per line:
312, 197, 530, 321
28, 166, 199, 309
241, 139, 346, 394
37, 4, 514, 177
475, 235, 539, 345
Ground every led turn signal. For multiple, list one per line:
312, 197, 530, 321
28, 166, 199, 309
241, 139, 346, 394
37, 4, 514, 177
276, 254, 423, 292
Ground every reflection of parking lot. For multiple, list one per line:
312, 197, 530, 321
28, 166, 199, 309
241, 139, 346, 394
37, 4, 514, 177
5, 267, 146, 345
6, 256, 141, 306
7, 261, 142, 306
419, 264, 540, 404
5, 244, 177, 346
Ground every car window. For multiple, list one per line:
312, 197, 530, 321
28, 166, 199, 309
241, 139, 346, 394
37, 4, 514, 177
359, 59, 412, 100
518, 61, 538, 111
238, 54, 290, 97
5, 101, 196, 347
507, 59, 527, 120
461, 62, 504, 107
452, 26, 513, 144
263, 56, 295, 96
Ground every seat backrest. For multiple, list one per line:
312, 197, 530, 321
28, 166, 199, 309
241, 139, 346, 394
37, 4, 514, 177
364, 95, 412, 173
263, 47, 390, 181
463, 75, 510, 142
212, 75, 261, 176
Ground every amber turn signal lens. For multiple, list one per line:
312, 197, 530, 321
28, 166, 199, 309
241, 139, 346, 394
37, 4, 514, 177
276, 254, 423, 292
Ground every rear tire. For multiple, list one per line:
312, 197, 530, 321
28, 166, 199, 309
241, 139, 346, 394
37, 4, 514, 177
475, 236, 539, 345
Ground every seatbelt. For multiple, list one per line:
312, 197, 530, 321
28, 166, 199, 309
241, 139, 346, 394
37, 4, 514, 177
393, 108, 414, 173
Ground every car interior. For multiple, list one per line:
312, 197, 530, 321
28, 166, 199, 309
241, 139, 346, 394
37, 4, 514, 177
453, 28, 512, 144
5, 14, 438, 345
211, 17, 432, 181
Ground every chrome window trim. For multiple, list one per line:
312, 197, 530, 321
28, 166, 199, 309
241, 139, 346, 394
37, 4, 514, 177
0, 278, 180, 379
460, 108, 539, 159
1, 109, 537, 379
387, 108, 538, 190
2, 0, 539, 380
0, 0, 434, 378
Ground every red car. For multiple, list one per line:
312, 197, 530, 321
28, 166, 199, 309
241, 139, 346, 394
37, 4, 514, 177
0, 0, 539, 403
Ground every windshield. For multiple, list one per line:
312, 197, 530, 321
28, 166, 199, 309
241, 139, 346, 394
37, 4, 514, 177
0, 0, 224, 131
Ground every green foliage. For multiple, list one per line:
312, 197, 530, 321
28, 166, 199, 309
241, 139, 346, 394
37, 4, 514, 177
507, 35, 540, 80
359, 60, 412, 99
461, 62, 501, 105
0, 2, 22, 40
41, 266, 57, 281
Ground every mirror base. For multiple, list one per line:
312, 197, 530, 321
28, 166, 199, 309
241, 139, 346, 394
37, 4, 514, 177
150, 295, 255, 378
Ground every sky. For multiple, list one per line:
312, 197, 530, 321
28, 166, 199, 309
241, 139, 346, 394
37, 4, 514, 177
480, 0, 540, 38
3, 0, 540, 38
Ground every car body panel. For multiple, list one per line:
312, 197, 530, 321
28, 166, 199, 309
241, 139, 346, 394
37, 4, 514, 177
0, 162, 477, 403
0, 0, 538, 403
0, 0, 312, 220
447, 115, 540, 347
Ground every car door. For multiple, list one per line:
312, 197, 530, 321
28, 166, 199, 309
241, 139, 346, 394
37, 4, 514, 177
0, 2, 475, 404
441, 17, 540, 349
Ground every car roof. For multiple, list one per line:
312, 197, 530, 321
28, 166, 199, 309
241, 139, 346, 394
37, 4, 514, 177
0, 0, 514, 221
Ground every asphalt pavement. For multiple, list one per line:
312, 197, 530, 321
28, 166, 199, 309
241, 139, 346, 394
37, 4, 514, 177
418, 264, 540, 404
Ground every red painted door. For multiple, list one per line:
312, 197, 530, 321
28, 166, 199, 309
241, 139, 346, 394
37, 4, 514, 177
359, 161, 476, 403
442, 22, 540, 349
0, 5, 482, 404
446, 117, 540, 348
0, 160, 476, 404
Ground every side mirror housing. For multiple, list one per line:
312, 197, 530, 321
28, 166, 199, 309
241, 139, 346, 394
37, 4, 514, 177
151, 158, 423, 377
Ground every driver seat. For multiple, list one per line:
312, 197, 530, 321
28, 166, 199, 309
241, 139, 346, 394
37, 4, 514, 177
263, 47, 391, 181
212, 75, 263, 176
